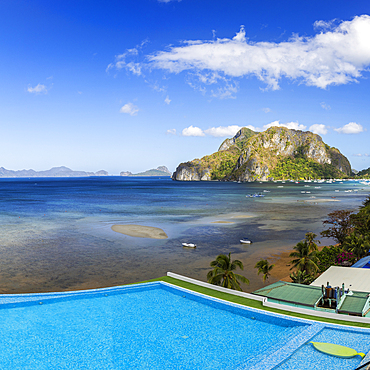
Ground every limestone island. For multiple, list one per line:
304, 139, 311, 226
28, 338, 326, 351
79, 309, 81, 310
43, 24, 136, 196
172, 127, 352, 182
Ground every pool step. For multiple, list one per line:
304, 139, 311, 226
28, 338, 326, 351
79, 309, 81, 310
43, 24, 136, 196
234, 323, 323, 370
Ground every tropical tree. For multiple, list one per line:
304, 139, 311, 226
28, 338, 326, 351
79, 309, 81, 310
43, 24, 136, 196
290, 270, 315, 285
255, 259, 274, 283
343, 232, 370, 261
207, 253, 249, 291
305, 232, 320, 251
351, 196, 370, 237
320, 210, 354, 246
289, 239, 319, 275
315, 245, 343, 272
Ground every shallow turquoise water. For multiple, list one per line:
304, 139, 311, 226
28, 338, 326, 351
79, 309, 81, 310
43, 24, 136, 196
0, 282, 369, 370
0, 177, 369, 292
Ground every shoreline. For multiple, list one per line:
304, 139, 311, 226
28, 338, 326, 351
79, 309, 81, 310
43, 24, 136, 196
266, 245, 327, 283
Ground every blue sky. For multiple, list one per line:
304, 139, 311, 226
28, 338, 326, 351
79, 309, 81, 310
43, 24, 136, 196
1, 0, 370, 174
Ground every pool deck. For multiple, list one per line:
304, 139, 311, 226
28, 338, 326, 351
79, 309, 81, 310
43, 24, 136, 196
144, 273, 370, 329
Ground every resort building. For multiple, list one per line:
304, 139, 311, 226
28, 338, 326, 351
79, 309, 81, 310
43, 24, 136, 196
253, 266, 370, 318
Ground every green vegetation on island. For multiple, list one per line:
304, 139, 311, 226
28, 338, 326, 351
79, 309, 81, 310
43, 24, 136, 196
173, 126, 352, 182
357, 166, 370, 179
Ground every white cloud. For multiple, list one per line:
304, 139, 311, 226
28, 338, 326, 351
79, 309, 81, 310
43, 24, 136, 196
263, 121, 307, 131
164, 96, 171, 104
334, 122, 364, 134
211, 82, 238, 99
166, 128, 176, 135
262, 108, 271, 113
181, 126, 205, 136
120, 102, 139, 116
140, 15, 370, 90
107, 40, 148, 75
27, 83, 48, 94
309, 124, 328, 135
353, 153, 369, 157
204, 125, 243, 137
245, 124, 260, 131
320, 102, 331, 110
313, 19, 337, 31
180, 122, 314, 138
158, 0, 181, 2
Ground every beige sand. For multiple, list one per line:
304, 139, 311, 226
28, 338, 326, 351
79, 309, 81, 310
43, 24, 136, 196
305, 198, 340, 203
111, 224, 168, 239
268, 245, 327, 282
211, 221, 234, 224
231, 215, 254, 219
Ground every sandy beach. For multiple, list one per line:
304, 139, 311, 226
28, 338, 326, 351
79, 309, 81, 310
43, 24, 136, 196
265, 245, 327, 283
111, 224, 168, 239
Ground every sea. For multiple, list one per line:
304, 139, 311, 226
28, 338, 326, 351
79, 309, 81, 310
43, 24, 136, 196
0, 177, 369, 293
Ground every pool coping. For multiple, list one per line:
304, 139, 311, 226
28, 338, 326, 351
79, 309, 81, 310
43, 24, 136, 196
1, 279, 370, 370
157, 273, 370, 328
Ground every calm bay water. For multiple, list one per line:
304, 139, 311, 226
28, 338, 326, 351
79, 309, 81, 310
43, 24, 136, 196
0, 177, 369, 293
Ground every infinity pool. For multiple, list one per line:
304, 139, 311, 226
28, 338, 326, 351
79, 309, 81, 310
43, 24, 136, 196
0, 282, 369, 369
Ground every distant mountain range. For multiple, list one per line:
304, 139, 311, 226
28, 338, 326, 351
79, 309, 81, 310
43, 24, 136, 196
0, 166, 109, 178
0, 165, 172, 178
120, 166, 171, 177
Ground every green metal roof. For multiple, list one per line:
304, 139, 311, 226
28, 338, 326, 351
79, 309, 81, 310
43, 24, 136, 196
253, 281, 323, 307
339, 292, 369, 316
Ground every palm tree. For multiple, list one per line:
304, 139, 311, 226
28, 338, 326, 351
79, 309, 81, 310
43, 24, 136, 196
289, 239, 319, 275
289, 270, 315, 285
207, 253, 249, 291
255, 259, 274, 283
305, 232, 320, 252
343, 232, 370, 261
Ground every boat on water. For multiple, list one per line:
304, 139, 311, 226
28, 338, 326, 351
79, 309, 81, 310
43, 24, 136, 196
246, 193, 265, 198
240, 238, 252, 244
182, 243, 196, 248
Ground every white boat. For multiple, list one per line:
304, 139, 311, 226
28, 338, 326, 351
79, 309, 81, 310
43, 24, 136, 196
240, 238, 252, 244
182, 243, 196, 248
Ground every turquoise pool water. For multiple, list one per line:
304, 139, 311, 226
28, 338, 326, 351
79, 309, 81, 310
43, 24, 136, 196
0, 282, 369, 369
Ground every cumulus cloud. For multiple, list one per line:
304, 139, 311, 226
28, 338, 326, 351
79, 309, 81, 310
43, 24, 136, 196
204, 125, 243, 137
27, 83, 48, 94
181, 125, 205, 136
313, 19, 337, 31
166, 128, 176, 135
180, 121, 327, 138
111, 15, 370, 93
334, 122, 364, 134
164, 96, 171, 104
309, 124, 328, 135
262, 121, 307, 131
120, 102, 139, 116
320, 102, 331, 110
